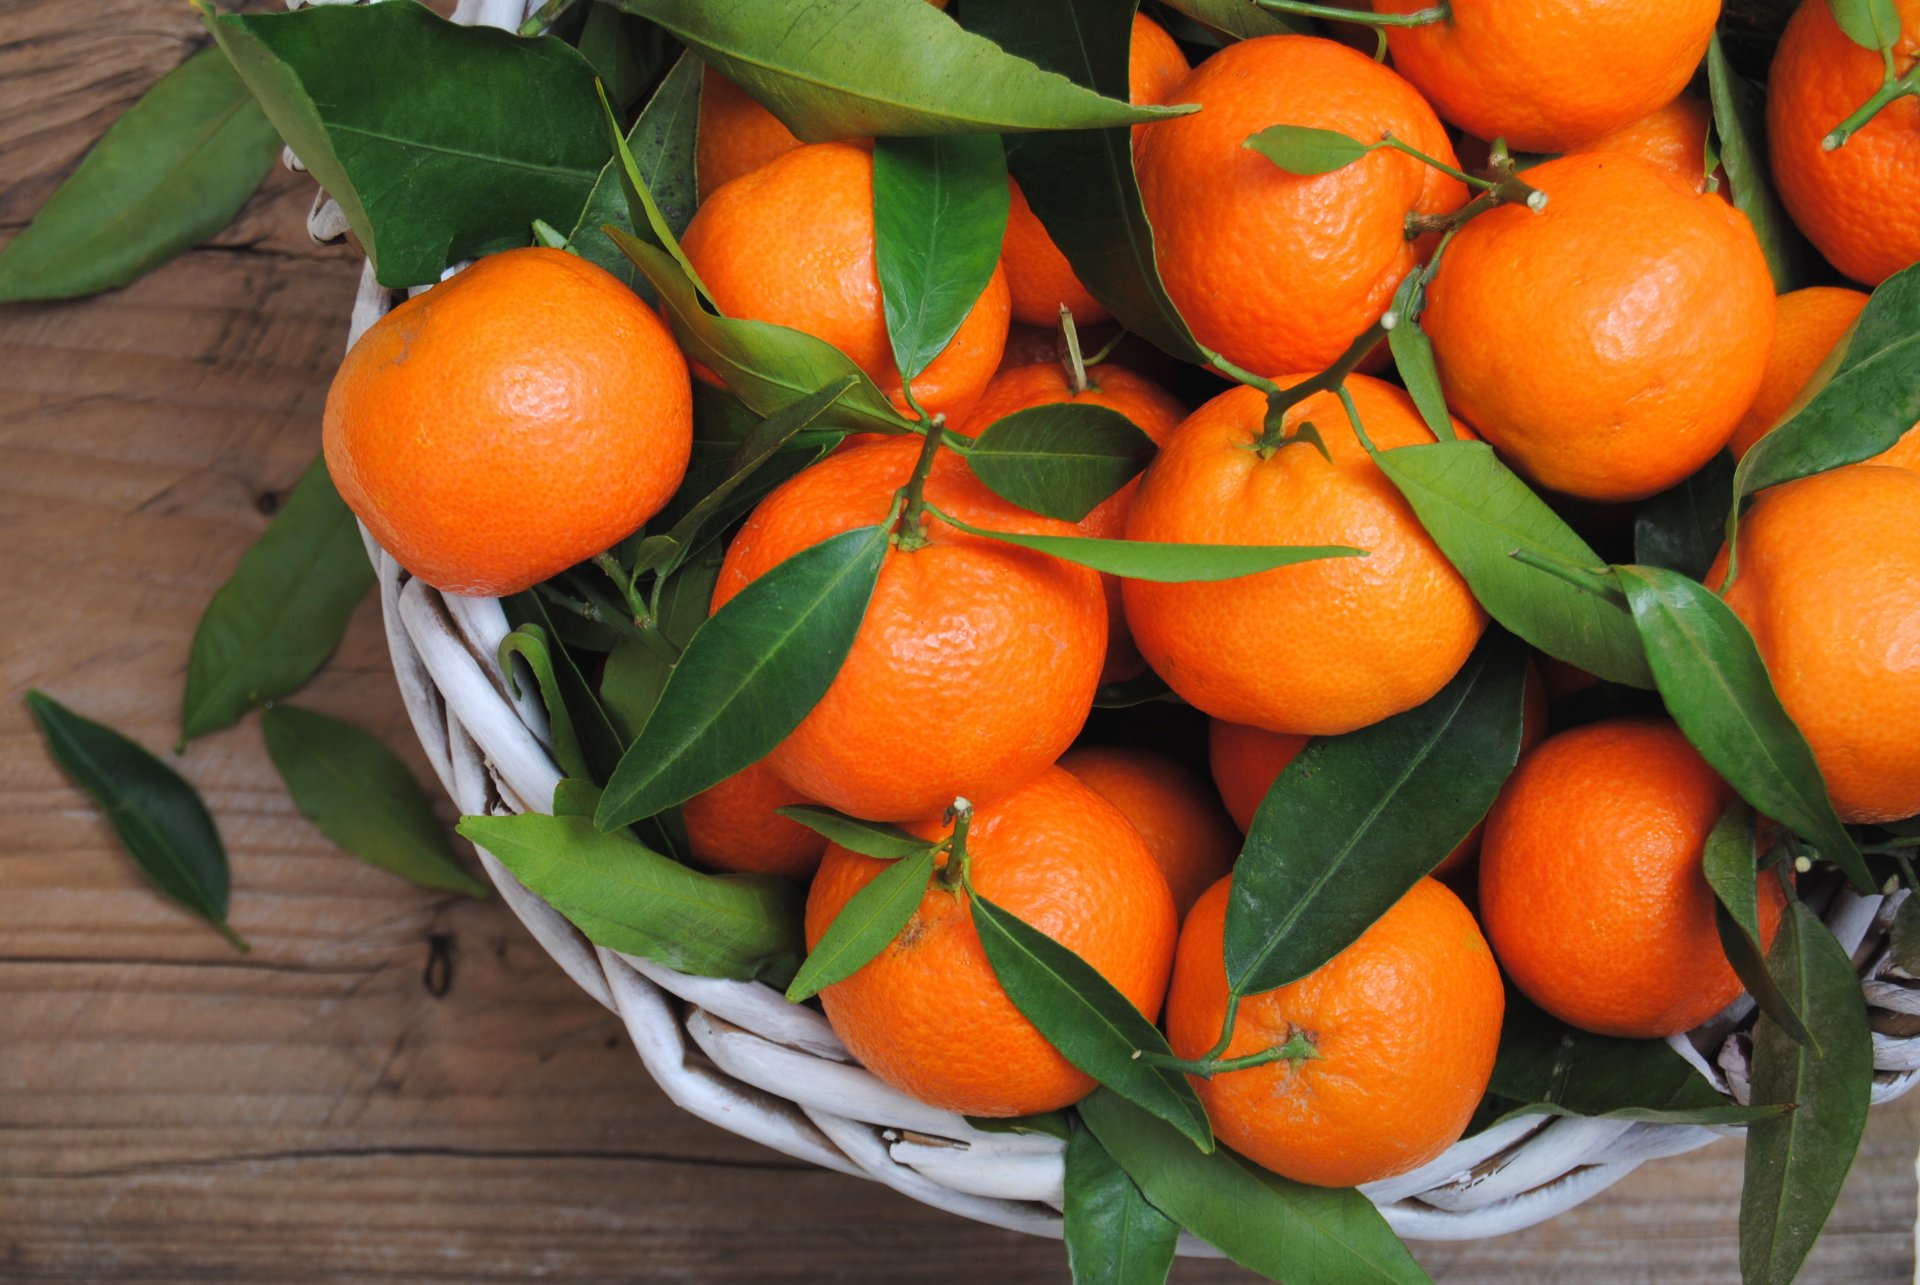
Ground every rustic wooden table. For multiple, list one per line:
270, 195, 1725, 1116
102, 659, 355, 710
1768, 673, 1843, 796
2, 2, 1915, 1280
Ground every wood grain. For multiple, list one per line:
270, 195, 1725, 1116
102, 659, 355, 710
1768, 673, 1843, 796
0, 0, 1914, 1279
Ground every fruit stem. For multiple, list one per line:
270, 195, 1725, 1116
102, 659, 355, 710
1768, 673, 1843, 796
1196, 992, 1242, 1064
517, 0, 579, 35
1254, 0, 1450, 28
1146, 1027, 1321, 1079
1377, 132, 1496, 191
1404, 175, 1547, 239
1250, 314, 1393, 454
894, 420, 947, 552
1507, 548, 1629, 608
1059, 305, 1093, 396
1822, 52, 1920, 151
936, 797, 975, 890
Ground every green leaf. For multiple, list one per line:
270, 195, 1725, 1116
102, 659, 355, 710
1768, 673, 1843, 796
261, 704, 487, 898
1242, 124, 1374, 176
1093, 669, 1181, 709
1740, 895, 1874, 1285
606, 0, 1185, 137
181, 456, 375, 744
577, 1, 673, 110
1063, 1119, 1180, 1285
499, 593, 629, 785
964, 403, 1157, 522
873, 134, 1009, 384
1891, 896, 1920, 974
969, 889, 1212, 1151
1375, 440, 1654, 688
1828, 0, 1905, 49
774, 805, 933, 861
1701, 799, 1816, 1048
594, 523, 890, 832
459, 811, 805, 985
930, 505, 1361, 581
1615, 565, 1872, 892
567, 48, 701, 295
202, 0, 612, 287
1734, 260, 1920, 498
784, 846, 936, 1002
1632, 450, 1736, 581
966, 1110, 1074, 1141
1078, 1091, 1430, 1285
599, 543, 723, 742
1386, 268, 1453, 441
966, 0, 1209, 362
1157, 0, 1309, 37
26, 690, 244, 951
0, 47, 282, 303
499, 626, 594, 784
1224, 630, 1528, 996
1705, 34, 1804, 292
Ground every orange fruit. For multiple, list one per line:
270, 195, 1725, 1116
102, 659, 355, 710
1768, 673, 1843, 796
1166, 875, 1503, 1187
1372, 0, 1718, 151
713, 437, 1105, 822
1423, 152, 1776, 502
1768, 0, 1920, 285
959, 359, 1185, 681
1058, 745, 1242, 917
324, 247, 691, 597
1709, 465, 1920, 823
1122, 375, 1486, 736
1479, 717, 1787, 1038
1571, 95, 1716, 192
680, 142, 1011, 426
681, 759, 828, 880
805, 766, 1177, 1116
1730, 287, 1920, 467
1134, 35, 1466, 377
1001, 13, 1190, 327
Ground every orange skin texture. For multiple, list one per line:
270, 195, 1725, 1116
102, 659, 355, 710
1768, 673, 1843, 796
1730, 287, 1920, 468
1479, 718, 1786, 1038
960, 360, 1186, 682
713, 438, 1105, 822
1571, 96, 1716, 192
1709, 466, 1920, 824
1167, 876, 1503, 1188
1058, 745, 1242, 918
1122, 377, 1486, 736
323, 247, 691, 598
805, 767, 1177, 1116
1374, 0, 1718, 152
681, 143, 1011, 426
1768, 0, 1920, 285
1134, 36, 1466, 378
681, 758, 828, 880
1424, 152, 1777, 502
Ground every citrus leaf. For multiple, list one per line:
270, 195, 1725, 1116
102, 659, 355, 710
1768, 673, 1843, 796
1386, 268, 1453, 441
1734, 260, 1920, 498
181, 455, 374, 744
202, 0, 613, 288
1741, 895, 1874, 1285
1615, 565, 1871, 891
1705, 33, 1805, 291
262, 704, 488, 898
929, 505, 1361, 581
1224, 629, 1528, 996
1078, 1091, 1430, 1285
966, 0, 1210, 363
499, 593, 629, 786
1828, 0, 1905, 50
774, 805, 933, 861
1374, 440, 1654, 688
1063, 1119, 1180, 1285
1157, 0, 1309, 37
873, 134, 1009, 383
26, 691, 244, 951
1891, 896, 1920, 974
784, 846, 936, 1002
498, 625, 594, 785
964, 403, 1158, 522
606, 0, 1185, 137
576, 1, 673, 110
594, 523, 890, 832
568, 48, 701, 295
1094, 669, 1180, 709
967, 1111, 1074, 1141
1702, 799, 1817, 1049
1242, 124, 1374, 176
969, 889, 1212, 1151
1632, 449, 1735, 580
0, 46, 282, 303
598, 543, 723, 743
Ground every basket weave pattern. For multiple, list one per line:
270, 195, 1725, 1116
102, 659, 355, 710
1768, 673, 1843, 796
304, 0, 1920, 1250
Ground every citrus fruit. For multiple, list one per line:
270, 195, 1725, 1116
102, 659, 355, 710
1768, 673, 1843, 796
1423, 151, 1776, 501
1767, 0, 1920, 285
959, 358, 1185, 681
805, 767, 1177, 1116
1709, 465, 1920, 824
713, 437, 1105, 822
1479, 717, 1786, 1038
681, 758, 828, 880
1133, 34, 1466, 377
324, 247, 691, 597
680, 142, 1011, 425
1122, 375, 1486, 736
1571, 95, 1716, 192
1373, 0, 1719, 151
1165, 875, 1503, 1187
1058, 745, 1242, 917
1729, 286, 1920, 468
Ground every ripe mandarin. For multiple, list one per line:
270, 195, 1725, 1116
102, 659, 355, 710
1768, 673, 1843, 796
1058, 745, 1242, 917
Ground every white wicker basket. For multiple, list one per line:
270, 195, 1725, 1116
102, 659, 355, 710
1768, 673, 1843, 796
304, 0, 1920, 1254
